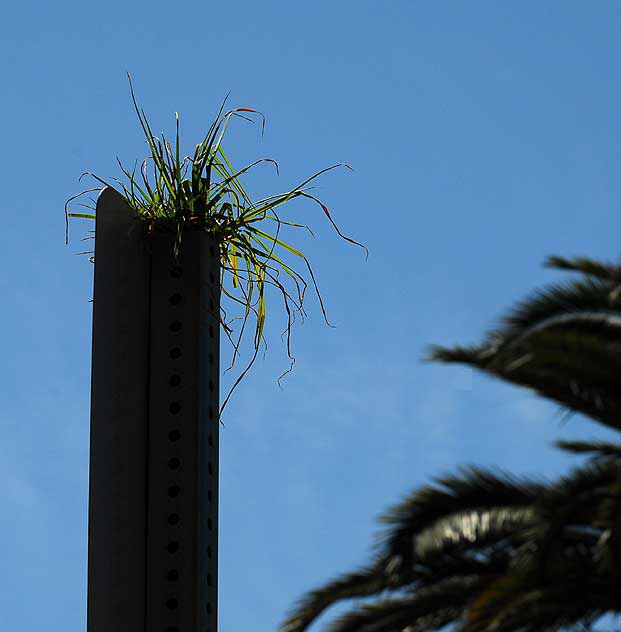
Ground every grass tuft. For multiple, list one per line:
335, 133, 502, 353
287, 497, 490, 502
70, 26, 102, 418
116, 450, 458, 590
66, 74, 366, 414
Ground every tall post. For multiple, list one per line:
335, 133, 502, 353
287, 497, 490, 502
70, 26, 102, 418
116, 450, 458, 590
87, 187, 220, 632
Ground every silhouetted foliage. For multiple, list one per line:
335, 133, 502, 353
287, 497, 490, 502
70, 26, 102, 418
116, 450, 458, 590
281, 255, 621, 632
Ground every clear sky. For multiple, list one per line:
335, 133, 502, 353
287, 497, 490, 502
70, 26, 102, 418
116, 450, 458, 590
2, 2, 621, 630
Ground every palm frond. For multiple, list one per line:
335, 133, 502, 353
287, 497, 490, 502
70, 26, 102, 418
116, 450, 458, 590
535, 459, 620, 529
465, 578, 608, 632
279, 563, 397, 632
556, 441, 621, 459
414, 507, 535, 561
545, 255, 621, 285
377, 467, 544, 567
326, 577, 484, 632
429, 306, 621, 431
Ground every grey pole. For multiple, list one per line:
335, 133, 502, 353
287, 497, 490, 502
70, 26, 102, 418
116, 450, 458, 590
87, 187, 220, 632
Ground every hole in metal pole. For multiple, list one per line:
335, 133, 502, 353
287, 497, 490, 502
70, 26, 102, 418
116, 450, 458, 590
168, 457, 181, 470
208, 352, 214, 365
168, 485, 180, 498
169, 374, 182, 387
169, 320, 182, 333
168, 513, 180, 526
166, 598, 179, 611
208, 463, 213, 475
208, 433, 213, 447
170, 266, 183, 278
206, 603, 212, 614
208, 325, 214, 338
169, 401, 182, 414
167, 569, 179, 582
169, 292, 183, 305
207, 545, 212, 558
208, 490, 212, 502
207, 518, 212, 530
167, 541, 179, 554
166, 626, 178, 632
168, 430, 181, 442
208, 380, 214, 393
169, 347, 182, 360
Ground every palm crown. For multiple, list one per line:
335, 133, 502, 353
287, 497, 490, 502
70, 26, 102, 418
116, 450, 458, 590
280, 255, 621, 632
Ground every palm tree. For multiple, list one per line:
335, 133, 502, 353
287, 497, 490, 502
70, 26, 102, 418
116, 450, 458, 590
280, 255, 621, 632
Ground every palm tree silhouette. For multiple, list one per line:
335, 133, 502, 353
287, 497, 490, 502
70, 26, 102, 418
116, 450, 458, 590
280, 255, 621, 632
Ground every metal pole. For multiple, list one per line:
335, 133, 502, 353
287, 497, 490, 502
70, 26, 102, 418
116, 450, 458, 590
87, 187, 220, 632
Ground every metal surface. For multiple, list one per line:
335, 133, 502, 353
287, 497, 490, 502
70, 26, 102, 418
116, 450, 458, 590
88, 187, 220, 632
146, 231, 220, 632
87, 187, 150, 632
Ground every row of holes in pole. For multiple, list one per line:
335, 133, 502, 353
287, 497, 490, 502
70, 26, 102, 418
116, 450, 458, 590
164, 261, 217, 631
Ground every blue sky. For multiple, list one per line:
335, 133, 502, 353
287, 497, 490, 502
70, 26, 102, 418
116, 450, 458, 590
3, 2, 621, 630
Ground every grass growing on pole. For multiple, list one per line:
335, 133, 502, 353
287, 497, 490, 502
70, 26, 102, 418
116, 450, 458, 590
66, 74, 366, 414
